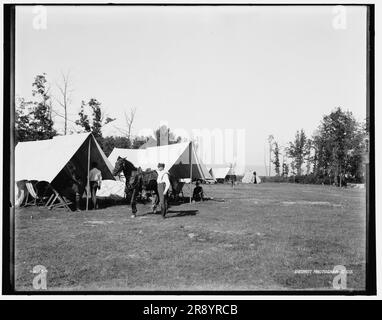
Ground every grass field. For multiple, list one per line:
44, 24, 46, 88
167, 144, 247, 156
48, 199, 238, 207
14, 183, 366, 291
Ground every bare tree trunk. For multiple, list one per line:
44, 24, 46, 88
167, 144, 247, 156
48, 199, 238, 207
125, 107, 137, 143
64, 99, 67, 135
55, 70, 72, 135
267, 135, 274, 177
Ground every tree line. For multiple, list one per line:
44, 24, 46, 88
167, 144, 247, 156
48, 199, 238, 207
15, 73, 181, 156
265, 108, 368, 186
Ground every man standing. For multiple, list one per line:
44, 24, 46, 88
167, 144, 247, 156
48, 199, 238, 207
71, 171, 83, 212
89, 162, 102, 210
66, 162, 84, 212
154, 163, 170, 218
253, 171, 257, 184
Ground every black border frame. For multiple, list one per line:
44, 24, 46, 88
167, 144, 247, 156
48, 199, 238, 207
3, 3, 15, 295
2, 2, 376, 296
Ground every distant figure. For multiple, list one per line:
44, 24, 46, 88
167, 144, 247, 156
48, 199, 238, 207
89, 162, 102, 210
253, 171, 257, 184
193, 180, 204, 202
154, 163, 170, 218
230, 175, 235, 188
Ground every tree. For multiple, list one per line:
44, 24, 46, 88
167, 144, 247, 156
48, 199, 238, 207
76, 101, 91, 132
290, 161, 296, 177
304, 139, 313, 175
272, 141, 281, 176
75, 98, 104, 145
267, 135, 274, 176
105, 117, 116, 125
124, 107, 137, 141
102, 136, 131, 157
281, 154, 289, 178
131, 136, 148, 149
313, 107, 366, 185
54, 70, 73, 135
287, 129, 309, 176
311, 131, 325, 177
15, 97, 34, 143
16, 73, 57, 142
89, 98, 103, 141
107, 108, 137, 140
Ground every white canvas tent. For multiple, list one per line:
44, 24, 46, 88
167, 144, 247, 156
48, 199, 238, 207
108, 142, 213, 181
241, 171, 262, 183
209, 167, 232, 181
15, 133, 115, 209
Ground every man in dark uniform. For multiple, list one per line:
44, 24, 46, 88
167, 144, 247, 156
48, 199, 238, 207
71, 172, 83, 211
66, 164, 84, 211
193, 180, 204, 202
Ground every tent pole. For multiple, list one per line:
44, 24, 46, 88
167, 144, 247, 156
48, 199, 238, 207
189, 141, 192, 203
86, 137, 91, 211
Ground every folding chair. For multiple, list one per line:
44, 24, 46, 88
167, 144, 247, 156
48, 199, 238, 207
46, 187, 73, 211
24, 182, 37, 206
25, 181, 50, 207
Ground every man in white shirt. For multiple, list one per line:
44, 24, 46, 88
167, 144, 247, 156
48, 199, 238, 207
155, 163, 170, 218
89, 162, 102, 210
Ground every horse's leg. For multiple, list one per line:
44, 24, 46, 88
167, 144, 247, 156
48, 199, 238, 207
152, 185, 159, 214
130, 187, 138, 217
125, 184, 134, 215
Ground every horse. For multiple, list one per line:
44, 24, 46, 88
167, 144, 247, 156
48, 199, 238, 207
112, 156, 183, 217
112, 156, 146, 216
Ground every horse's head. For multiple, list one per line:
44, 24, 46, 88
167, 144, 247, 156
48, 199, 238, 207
113, 156, 138, 177
113, 156, 125, 176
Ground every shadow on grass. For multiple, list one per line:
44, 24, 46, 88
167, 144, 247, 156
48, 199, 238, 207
165, 209, 199, 218
139, 209, 199, 218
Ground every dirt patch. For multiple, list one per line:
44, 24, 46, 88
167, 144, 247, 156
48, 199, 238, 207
84, 220, 115, 225
281, 201, 342, 207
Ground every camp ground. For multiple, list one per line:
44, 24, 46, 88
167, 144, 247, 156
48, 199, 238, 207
11, 5, 370, 293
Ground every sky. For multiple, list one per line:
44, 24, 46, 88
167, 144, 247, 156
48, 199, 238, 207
15, 5, 367, 173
